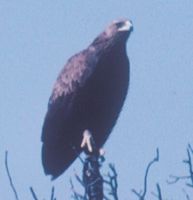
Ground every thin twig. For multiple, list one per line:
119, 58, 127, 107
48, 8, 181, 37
5, 151, 20, 200
70, 178, 86, 200
188, 144, 193, 154
29, 187, 39, 200
132, 148, 159, 200
74, 170, 85, 187
182, 189, 190, 200
167, 144, 193, 187
104, 164, 118, 200
185, 146, 193, 186
167, 175, 190, 184
155, 183, 162, 200
50, 186, 55, 200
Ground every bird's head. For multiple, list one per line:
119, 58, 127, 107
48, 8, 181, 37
91, 19, 133, 49
106, 19, 133, 38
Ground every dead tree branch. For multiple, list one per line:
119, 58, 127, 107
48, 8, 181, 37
156, 183, 162, 200
131, 148, 159, 200
103, 163, 118, 200
184, 144, 193, 187
83, 151, 103, 200
182, 189, 190, 200
70, 130, 104, 200
29, 187, 39, 200
5, 151, 20, 200
151, 183, 163, 200
167, 175, 190, 185
70, 178, 87, 200
50, 186, 56, 200
29, 186, 56, 200
81, 131, 104, 200
167, 144, 193, 187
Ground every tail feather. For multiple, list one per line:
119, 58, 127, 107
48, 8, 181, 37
42, 143, 80, 179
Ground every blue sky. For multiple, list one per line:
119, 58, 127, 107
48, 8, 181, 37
1, 0, 193, 199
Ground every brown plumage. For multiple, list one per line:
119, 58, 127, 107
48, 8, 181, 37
41, 19, 133, 179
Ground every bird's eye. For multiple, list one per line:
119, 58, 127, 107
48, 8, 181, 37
115, 22, 125, 28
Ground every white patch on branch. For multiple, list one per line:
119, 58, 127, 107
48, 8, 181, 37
99, 148, 105, 156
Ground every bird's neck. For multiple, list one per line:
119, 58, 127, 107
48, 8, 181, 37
89, 41, 127, 58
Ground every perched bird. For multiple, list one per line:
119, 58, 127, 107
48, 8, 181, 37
41, 19, 133, 179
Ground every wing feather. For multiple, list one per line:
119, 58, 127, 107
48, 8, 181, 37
42, 49, 97, 143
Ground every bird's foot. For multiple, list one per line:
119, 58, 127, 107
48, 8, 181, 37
81, 129, 93, 152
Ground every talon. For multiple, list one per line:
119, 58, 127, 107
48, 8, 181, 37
81, 130, 93, 152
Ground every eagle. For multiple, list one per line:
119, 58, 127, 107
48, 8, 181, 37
41, 19, 133, 179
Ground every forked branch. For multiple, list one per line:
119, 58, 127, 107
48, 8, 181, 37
132, 148, 160, 200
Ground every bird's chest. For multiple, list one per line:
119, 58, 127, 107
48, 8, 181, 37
75, 54, 129, 119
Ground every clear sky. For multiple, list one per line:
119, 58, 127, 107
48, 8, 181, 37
1, 0, 193, 199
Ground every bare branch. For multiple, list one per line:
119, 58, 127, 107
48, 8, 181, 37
103, 164, 118, 200
167, 175, 190, 184
5, 151, 20, 200
155, 183, 162, 200
185, 183, 193, 188
182, 188, 190, 200
186, 146, 193, 185
29, 187, 39, 200
132, 148, 160, 200
50, 186, 55, 200
70, 178, 86, 200
188, 144, 193, 154
82, 131, 103, 200
74, 170, 85, 187
131, 189, 142, 199
167, 144, 193, 187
